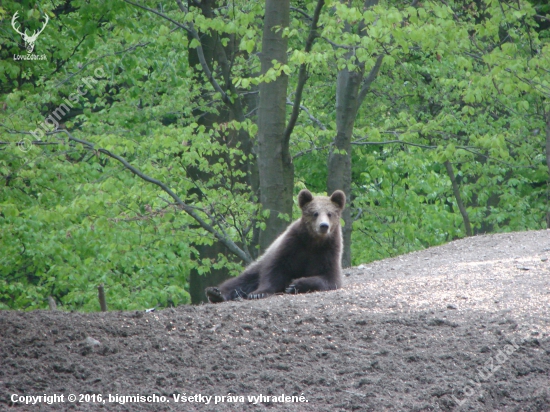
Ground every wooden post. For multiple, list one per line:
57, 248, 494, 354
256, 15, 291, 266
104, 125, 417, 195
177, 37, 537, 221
98, 284, 107, 312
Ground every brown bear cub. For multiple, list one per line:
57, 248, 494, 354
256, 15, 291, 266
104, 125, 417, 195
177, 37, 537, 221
205, 189, 345, 303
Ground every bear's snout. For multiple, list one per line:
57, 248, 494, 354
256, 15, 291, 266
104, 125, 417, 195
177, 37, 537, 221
318, 221, 330, 234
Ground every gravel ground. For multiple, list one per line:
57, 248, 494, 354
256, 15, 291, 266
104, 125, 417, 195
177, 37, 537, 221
1, 229, 549, 411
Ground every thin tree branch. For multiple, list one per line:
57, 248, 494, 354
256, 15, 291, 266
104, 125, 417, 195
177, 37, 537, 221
0, 141, 60, 147
2, 126, 252, 263
121, 0, 231, 105
292, 142, 332, 159
354, 136, 536, 169
357, 54, 385, 108
283, 0, 325, 145
444, 160, 472, 236
55, 41, 152, 87
290, 6, 313, 20
286, 99, 326, 130
122, 0, 191, 33
352, 139, 437, 149
174, 0, 248, 127
321, 37, 356, 50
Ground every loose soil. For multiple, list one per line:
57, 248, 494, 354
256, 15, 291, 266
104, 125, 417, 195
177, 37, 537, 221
1, 230, 549, 411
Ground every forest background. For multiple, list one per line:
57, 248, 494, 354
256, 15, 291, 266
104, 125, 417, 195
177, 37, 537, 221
1, 0, 549, 309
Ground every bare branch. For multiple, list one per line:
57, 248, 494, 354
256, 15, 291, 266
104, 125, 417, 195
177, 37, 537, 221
122, 0, 191, 33
354, 134, 536, 169
292, 142, 332, 160
290, 6, 312, 20
55, 41, 156, 87
321, 37, 356, 50
1, 126, 252, 263
283, 0, 325, 145
357, 54, 385, 108
352, 139, 436, 149
286, 99, 327, 130
176, 0, 248, 125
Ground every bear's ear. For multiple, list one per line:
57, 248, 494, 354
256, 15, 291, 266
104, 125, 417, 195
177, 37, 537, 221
330, 190, 346, 209
298, 189, 313, 209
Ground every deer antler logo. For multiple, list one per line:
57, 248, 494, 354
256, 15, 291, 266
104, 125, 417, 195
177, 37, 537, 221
11, 11, 49, 54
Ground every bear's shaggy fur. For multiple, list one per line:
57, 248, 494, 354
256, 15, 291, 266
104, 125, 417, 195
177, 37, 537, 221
205, 189, 346, 302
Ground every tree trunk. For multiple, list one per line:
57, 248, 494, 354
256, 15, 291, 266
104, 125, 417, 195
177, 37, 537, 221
546, 111, 550, 228
444, 160, 472, 237
257, 0, 293, 252
186, 0, 256, 302
189, 242, 231, 304
327, 68, 362, 268
326, 0, 384, 268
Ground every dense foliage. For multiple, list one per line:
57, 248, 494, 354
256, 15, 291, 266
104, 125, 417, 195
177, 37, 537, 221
1, 0, 548, 310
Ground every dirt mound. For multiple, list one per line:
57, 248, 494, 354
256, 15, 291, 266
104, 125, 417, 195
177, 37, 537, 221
1, 230, 549, 411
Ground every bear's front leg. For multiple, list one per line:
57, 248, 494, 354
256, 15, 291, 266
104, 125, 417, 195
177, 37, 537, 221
248, 275, 288, 299
285, 276, 338, 294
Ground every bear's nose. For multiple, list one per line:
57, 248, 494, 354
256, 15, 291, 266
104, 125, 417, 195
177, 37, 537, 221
319, 222, 329, 233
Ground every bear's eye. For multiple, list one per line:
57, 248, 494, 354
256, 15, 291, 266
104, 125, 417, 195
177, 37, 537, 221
313, 212, 319, 217
328, 213, 332, 218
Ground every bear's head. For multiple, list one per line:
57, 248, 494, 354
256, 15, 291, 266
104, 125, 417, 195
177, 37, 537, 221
298, 189, 346, 238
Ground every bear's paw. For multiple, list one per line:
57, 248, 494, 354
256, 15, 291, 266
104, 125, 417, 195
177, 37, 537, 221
285, 284, 298, 294
205, 287, 225, 303
248, 292, 269, 300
